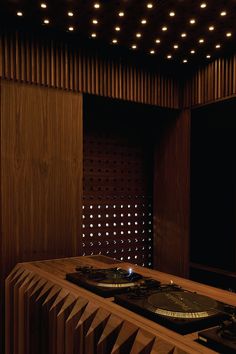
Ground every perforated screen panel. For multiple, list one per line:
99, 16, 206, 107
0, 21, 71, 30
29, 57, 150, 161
82, 96, 153, 267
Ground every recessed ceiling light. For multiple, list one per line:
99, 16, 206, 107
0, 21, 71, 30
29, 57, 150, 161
209, 26, 214, 31
91, 33, 97, 38
206, 54, 211, 58
226, 32, 232, 37
181, 33, 187, 37
199, 38, 204, 43
118, 12, 125, 17
112, 39, 118, 44
92, 19, 98, 24
215, 44, 221, 48
167, 54, 172, 59
150, 50, 155, 54
44, 19, 50, 24
94, 3, 100, 9
183, 59, 188, 63
200, 3, 207, 8
132, 44, 137, 49
17, 11, 23, 16
136, 33, 142, 38
190, 49, 195, 54
169, 11, 175, 17
155, 38, 161, 43
68, 12, 74, 17
147, 3, 153, 9
220, 11, 227, 16
41, 3, 47, 8
115, 26, 120, 31
189, 19, 196, 24
68, 26, 74, 31
162, 26, 168, 31
173, 44, 179, 49
141, 19, 147, 24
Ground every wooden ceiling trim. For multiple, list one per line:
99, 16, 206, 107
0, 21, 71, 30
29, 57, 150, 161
0, 30, 180, 109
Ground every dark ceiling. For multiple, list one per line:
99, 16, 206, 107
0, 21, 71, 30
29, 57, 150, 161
1, 0, 236, 65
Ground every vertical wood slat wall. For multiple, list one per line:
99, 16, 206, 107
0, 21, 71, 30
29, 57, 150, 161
183, 55, 236, 107
0, 30, 180, 108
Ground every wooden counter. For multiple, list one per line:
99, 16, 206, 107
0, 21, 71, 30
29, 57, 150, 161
5, 255, 236, 354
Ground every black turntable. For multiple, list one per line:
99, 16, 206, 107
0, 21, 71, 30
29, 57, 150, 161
198, 314, 236, 353
115, 284, 230, 334
66, 266, 145, 297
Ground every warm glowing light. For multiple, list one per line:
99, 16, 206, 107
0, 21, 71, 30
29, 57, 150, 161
162, 26, 168, 31
226, 32, 232, 37
115, 26, 120, 31
173, 44, 179, 49
181, 33, 187, 37
44, 19, 50, 24
209, 26, 214, 31
147, 3, 153, 8
41, 3, 47, 8
136, 33, 142, 38
183, 59, 188, 63
91, 33, 97, 38
112, 39, 118, 43
199, 38, 204, 43
155, 38, 161, 43
68, 12, 74, 17
132, 44, 137, 49
119, 12, 124, 17
68, 26, 74, 31
220, 11, 227, 16
200, 3, 207, 8
94, 3, 100, 9
190, 49, 195, 54
190, 18, 196, 24
17, 11, 23, 16
169, 12, 175, 17
92, 19, 98, 24
167, 54, 172, 59
215, 44, 221, 48
141, 19, 147, 24
206, 54, 211, 58
150, 50, 155, 54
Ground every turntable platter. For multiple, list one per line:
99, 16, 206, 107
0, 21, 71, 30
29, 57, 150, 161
147, 291, 219, 319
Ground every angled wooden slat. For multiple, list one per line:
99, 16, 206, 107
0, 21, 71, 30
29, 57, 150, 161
130, 329, 156, 354
150, 338, 175, 354
97, 314, 124, 354
111, 320, 139, 354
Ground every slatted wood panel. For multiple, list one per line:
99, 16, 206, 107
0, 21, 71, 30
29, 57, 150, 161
0, 30, 180, 108
0, 80, 83, 350
6, 255, 229, 354
184, 55, 236, 107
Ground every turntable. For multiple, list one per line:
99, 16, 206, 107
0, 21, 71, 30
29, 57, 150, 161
198, 314, 236, 353
115, 284, 230, 334
66, 266, 145, 297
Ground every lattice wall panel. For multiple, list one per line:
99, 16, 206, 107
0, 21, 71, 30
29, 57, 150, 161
83, 98, 153, 267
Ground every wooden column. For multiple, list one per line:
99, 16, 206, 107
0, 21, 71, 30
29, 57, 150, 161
153, 109, 191, 277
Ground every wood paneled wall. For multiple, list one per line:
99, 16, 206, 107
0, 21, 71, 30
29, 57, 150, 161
0, 80, 83, 349
183, 55, 236, 107
0, 30, 180, 108
153, 110, 190, 277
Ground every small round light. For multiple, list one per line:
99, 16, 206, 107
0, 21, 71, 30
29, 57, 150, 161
183, 59, 188, 63
226, 32, 232, 37
206, 54, 211, 58
44, 19, 50, 24
220, 11, 227, 16
200, 3, 207, 8
215, 44, 221, 48
68, 12, 74, 17
209, 26, 214, 31
41, 3, 47, 8
150, 49, 155, 54
162, 26, 168, 31
190, 49, 195, 54
136, 33, 142, 38
68, 26, 74, 31
173, 44, 179, 49
92, 19, 98, 24
155, 38, 161, 43
169, 12, 175, 17
147, 3, 153, 9
190, 18, 196, 24
132, 44, 137, 49
199, 38, 204, 43
118, 11, 124, 17
94, 3, 100, 9
141, 19, 147, 24
112, 39, 118, 44
181, 33, 187, 37
167, 54, 172, 59
17, 11, 23, 16
115, 26, 120, 31
91, 33, 97, 38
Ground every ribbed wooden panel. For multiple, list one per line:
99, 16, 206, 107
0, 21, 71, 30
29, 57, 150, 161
5, 264, 194, 354
0, 30, 180, 108
184, 55, 236, 107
